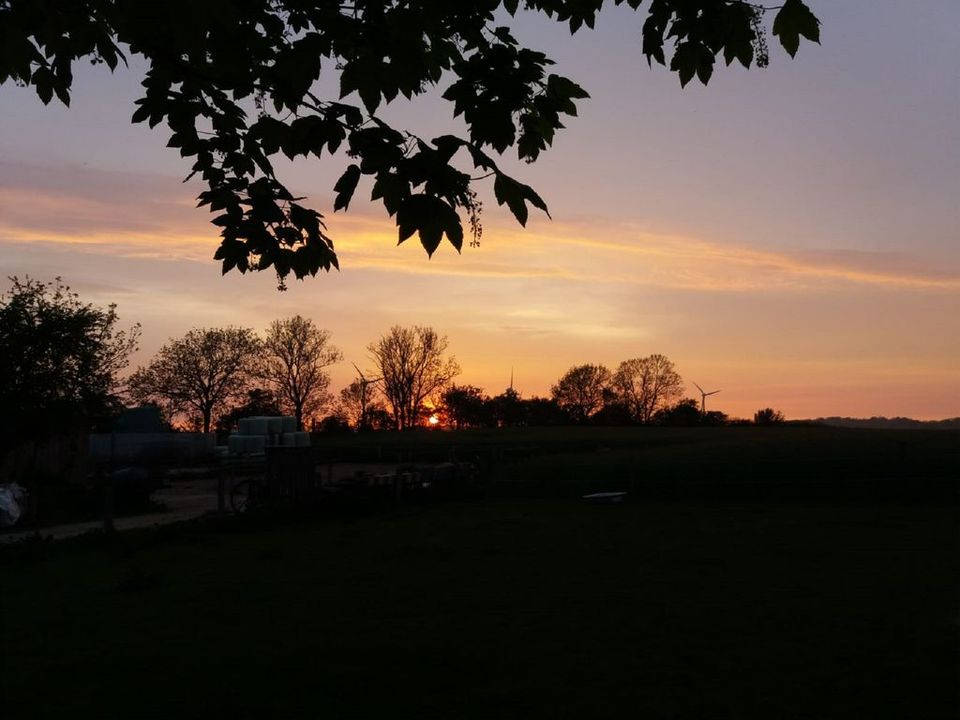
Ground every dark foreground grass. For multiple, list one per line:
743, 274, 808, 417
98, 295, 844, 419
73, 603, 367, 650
2, 500, 957, 719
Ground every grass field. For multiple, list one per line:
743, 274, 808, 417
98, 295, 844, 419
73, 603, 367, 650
314, 424, 960, 474
3, 497, 957, 719
321, 425, 959, 502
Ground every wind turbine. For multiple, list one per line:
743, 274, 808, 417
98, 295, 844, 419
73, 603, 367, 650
693, 382, 720, 416
352, 363, 382, 428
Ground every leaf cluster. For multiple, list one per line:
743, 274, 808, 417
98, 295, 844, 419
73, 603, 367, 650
2, 1, 818, 281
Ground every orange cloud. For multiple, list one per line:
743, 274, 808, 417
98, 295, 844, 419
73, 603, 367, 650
5, 160, 956, 294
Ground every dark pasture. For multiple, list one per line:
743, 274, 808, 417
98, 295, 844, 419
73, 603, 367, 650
321, 424, 958, 502
2, 426, 957, 719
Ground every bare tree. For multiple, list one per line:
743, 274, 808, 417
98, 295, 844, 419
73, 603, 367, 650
126, 327, 259, 433
259, 316, 342, 430
368, 326, 460, 430
338, 379, 389, 431
612, 354, 683, 424
550, 364, 611, 423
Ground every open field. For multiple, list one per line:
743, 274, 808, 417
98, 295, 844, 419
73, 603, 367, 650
314, 424, 960, 471
3, 498, 958, 719
3, 426, 957, 718
317, 425, 959, 501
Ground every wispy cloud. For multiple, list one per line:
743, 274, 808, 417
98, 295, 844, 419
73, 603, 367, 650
3, 160, 957, 293
531, 226, 960, 291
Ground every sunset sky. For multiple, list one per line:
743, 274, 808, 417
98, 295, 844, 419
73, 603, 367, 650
1, 1, 958, 419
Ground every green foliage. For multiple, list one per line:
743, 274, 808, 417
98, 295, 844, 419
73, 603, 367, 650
0, 1, 819, 282
0, 276, 140, 439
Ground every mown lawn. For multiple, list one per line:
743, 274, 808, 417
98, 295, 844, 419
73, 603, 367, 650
2, 499, 957, 719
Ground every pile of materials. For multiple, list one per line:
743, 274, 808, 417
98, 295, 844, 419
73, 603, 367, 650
226, 416, 310, 456
0, 482, 26, 527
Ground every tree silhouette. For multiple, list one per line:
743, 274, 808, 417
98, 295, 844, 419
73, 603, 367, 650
1, 1, 819, 282
490, 387, 526, 427
521, 396, 570, 426
441, 384, 491, 429
368, 326, 460, 430
338, 379, 390, 431
592, 398, 634, 426
702, 409, 729, 426
654, 398, 702, 426
216, 388, 282, 433
551, 364, 611, 423
0, 276, 140, 440
612, 354, 683, 424
754, 407, 785, 425
126, 327, 260, 433
259, 316, 342, 429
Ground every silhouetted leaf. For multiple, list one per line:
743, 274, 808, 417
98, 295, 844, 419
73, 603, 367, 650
773, 0, 821, 57
445, 209, 464, 252
333, 164, 361, 212
494, 174, 526, 226
394, 194, 462, 257
131, 103, 150, 124
671, 42, 714, 87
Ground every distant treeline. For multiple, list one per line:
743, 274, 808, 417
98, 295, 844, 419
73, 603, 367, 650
3, 276, 792, 439
812, 417, 960, 430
